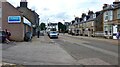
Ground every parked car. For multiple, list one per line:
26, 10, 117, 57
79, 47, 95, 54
0, 31, 6, 43
40, 31, 44, 36
24, 32, 32, 41
48, 31, 59, 38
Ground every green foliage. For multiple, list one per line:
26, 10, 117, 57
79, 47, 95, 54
40, 23, 46, 30
58, 22, 66, 32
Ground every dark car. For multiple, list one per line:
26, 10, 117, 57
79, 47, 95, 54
24, 32, 32, 41
0, 31, 6, 43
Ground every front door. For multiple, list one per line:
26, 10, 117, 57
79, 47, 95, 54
113, 25, 118, 39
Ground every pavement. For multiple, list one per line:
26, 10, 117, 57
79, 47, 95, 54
2, 35, 76, 65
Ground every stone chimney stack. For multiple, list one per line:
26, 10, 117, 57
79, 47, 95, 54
0, 0, 7, 2
88, 10, 94, 16
20, 0, 28, 7
113, 0, 120, 4
103, 4, 108, 9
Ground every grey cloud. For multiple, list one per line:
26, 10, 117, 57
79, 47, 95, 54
40, 12, 72, 23
50, 12, 71, 20
43, 8, 50, 11
76, 1, 101, 9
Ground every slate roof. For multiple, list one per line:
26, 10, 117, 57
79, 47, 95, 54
103, 3, 120, 11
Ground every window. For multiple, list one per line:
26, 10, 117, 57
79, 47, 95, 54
84, 17, 86, 21
117, 9, 120, 19
104, 10, 113, 22
109, 11, 113, 20
93, 14, 96, 18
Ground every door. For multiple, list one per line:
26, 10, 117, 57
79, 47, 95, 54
113, 25, 117, 39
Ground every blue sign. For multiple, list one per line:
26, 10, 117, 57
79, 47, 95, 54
8, 16, 21, 23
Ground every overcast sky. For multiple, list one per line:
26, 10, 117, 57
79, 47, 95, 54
7, 0, 115, 24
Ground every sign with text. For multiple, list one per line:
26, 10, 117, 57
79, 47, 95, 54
8, 16, 21, 23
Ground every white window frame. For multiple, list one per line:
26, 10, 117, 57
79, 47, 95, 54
93, 14, 96, 18
104, 11, 108, 22
104, 10, 113, 22
84, 17, 86, 21
109, 11, 113, 20
117, 9, 120, 19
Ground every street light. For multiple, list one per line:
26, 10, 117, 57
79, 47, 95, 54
47, 18, 49, 29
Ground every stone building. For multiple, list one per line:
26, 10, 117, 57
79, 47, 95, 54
17, 0, 39, 36
70, 10, 103, 37
1, 1, 32, 41
103, 0, 120, 39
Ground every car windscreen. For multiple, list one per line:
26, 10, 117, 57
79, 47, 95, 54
50, 32, 57, 34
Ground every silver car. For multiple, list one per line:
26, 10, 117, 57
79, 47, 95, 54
48, 31, 59, 38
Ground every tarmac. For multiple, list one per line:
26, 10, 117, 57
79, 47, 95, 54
2, 35, 76, 65
64, 33, 119, 45
1, 33, 119, 65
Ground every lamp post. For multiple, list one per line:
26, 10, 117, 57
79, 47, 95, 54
63, 20, 65, 33
47, 18, 49, 28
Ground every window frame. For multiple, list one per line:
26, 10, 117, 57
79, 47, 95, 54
117, 9, 120, 19
104, 10, 113, 22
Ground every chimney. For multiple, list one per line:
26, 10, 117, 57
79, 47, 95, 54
20, 0, 28, 7
88, 10, 94, 16
103, 4, 108, 9
0, 0, 7, 2
113, 0, 120, 4
81, 13, 86, 18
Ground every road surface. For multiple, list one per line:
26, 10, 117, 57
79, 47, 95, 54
1, 33, 119, 65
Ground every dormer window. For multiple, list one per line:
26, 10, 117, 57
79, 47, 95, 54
93, 14, 96, 18
104, 10, 113, 22
117, 9, 120, 19
84, 17, 86, 21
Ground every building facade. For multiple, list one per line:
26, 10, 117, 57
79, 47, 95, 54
103, 0, 120, 39
70, 10, 103, 37
17, 0, 39, 36
47, 23, 58, 32
1, 1, 32, 41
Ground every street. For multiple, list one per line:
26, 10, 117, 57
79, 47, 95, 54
53, 34, 118, 65
1, 33, 119, 65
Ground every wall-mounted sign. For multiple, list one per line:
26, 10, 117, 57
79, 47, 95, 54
23, 17, 31, 26
8, 16, 21, 23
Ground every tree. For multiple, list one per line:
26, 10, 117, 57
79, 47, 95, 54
58, 22, 66, 33
40, 23, 46, 30
58, 22, 63, 32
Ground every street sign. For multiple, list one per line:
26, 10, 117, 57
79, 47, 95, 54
8, 16, 21, 23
